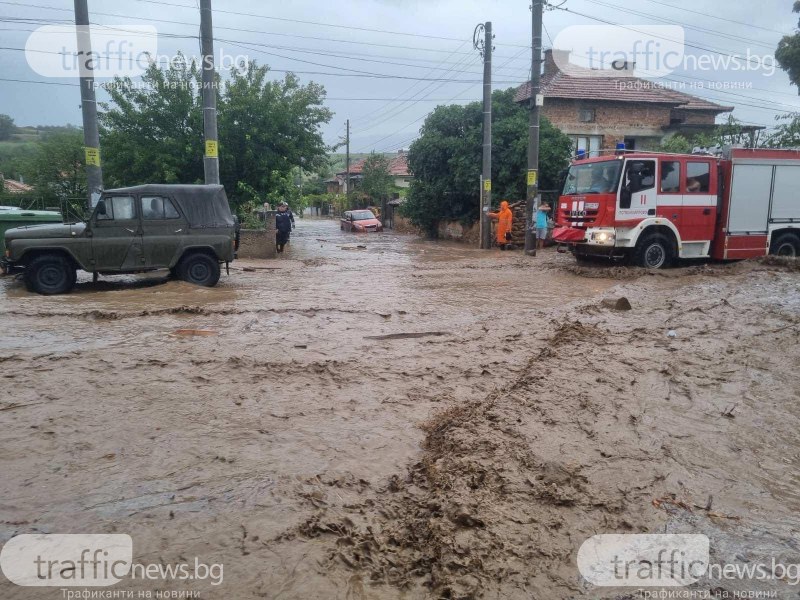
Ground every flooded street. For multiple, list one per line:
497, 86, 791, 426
1, 219, 799, 599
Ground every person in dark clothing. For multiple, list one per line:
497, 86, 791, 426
275, 201, 295, 253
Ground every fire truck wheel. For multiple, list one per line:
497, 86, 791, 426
770, 233, 799, 258
634, 233, 674, 269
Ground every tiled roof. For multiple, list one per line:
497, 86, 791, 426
2, 178, 33, 194
515, 71, 732, 113
337, 153, 411, 177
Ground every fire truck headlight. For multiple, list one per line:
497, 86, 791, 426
592, 231, 615, 243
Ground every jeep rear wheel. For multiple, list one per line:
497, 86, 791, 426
770, 233, 799, 258
634, 233, 674, 269
24, 254, 76, 295
178, 253, 220, 287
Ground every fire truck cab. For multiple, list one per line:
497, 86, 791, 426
553, 149, 800, 268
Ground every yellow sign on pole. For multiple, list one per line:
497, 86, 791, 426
85, 147, 101, 167
483, 179, 491, 192
205, 140, 219, 158
527, 170, 538, 187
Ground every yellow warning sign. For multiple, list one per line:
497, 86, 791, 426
527, 170, 538, 186
483, 179, 491, 192
205, 140, 219, 158
84, 147, 101, 167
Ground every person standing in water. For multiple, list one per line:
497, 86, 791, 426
275, 201, 295, 253
487, 200, 514, 250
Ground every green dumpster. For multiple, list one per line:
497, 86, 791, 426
0, 208, 63, 246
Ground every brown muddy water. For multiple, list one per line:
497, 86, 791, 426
0, 219, 799, 599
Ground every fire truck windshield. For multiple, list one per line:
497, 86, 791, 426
562, 160, 623, 195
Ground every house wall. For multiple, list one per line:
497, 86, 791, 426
671, 109, 718, 126
542, 98, 672, 150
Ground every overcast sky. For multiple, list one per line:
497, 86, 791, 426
1, 0, 798, 153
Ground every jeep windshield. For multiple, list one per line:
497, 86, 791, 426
562, 160, 623, 195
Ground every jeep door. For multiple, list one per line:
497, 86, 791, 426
139, 195, 187, 267
91, 195, 144, 271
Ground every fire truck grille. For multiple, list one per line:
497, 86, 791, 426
560, 208, 599, 225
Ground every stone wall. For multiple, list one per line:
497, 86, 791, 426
238, 211, 277, 260
437, 220, 480, 245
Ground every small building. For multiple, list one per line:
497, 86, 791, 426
328, 151, 413, 195
515, 49, 735, 155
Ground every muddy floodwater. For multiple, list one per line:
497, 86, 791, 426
1, 219, 799, 599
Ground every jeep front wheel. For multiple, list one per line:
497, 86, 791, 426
24, 254, 77, 295
177, 253, 220, 287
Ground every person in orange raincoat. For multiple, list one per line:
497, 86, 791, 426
488, 200, 514, 250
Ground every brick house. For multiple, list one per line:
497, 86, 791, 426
326, 151, 412, 195
515, 49, 734, 155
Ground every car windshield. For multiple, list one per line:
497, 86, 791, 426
562, 160, 623, 195
351, 211, 375, 220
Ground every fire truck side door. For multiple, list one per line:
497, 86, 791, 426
681, 159, 716, 242
618, 159, 656, 223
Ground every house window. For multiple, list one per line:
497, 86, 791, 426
578, 109, 596, 123
572, 135, 602, 157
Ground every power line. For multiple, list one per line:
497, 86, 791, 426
580, 0, 779, 51
634, 0, 791, 36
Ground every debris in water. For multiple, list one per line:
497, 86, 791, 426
172, 329, 217, 336
365, 331, 448, 340
667, 330, 677, 338
600, 296, 633, 311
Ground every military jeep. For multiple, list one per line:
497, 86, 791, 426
2, 184, 237, 295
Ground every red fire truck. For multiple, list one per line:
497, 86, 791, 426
552, 148, 800, 268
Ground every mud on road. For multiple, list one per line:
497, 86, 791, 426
1, 219, 799, 599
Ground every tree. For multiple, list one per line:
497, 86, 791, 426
100, 56, 204, 187
16, 131, 86, 203
99, 57, 332, 216
765, 112, 800, 148
776, 1, 800, 94
360, 152, 392, 202
218, 62, 332, 210
403, 88, 572, 235
0, 114, 15, 141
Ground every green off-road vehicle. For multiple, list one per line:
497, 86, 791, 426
1, 184, 237, 295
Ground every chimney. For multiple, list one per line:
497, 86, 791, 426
544, 48, 570, 77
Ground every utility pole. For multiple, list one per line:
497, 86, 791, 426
200, 0, 220, 185
345, 119, 350, 203
74, 0, 103, 210
475, 22, 493, 250
525, 0, 544, 256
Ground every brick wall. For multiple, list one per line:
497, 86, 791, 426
543, 98, 673, 148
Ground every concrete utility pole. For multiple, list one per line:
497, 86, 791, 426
200, 0, 220, 185
525, 0, 544, 256
74, 0, 103, 210
475, 22, 493, 250
345, 119, 350, 199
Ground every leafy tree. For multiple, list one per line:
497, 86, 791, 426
360, 152, 392, 202
776, 1, 800, 93
403, 88, 572, 235
100, 56, 205, 187
0, 114, 15, 141
13, 131, 87, 204
218, 62, 332, 209
99, 57, 332, 217
765, 112, 800, 148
